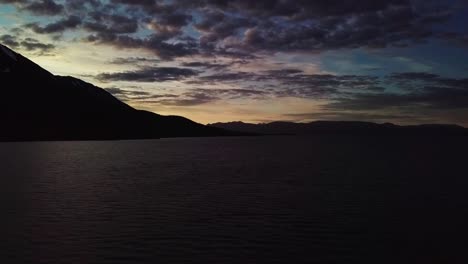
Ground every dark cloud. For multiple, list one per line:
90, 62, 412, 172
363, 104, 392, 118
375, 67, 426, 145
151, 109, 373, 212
194, 10, 254, 49
0, 0, 63, 15
110, 69, 468, 118
86, 33, 198, 60
104, 87, 127, 96
194, 0, 408, 18
0, 0, 64, 15
20, 38, 55, 53
180, 61, 240, 71
0, 34, 20, 48
110, 0, 155, 7
326, 73, 468, 111
26, 16, 81, 34
2, 0, 458, 60
189, 70, 382, 99
437, 32, 468, 47
0, 0, 28, 4
238, 6, 439, 51
262, 69, 304, 76
64, 0, 102, 11
139, 87, 267, 106
181, 61, 224, 68
155, 12, 192, 29
182, 58, 250, 68
25, 12, 138, 36
200, 49, 258, 60
196, 72, 258, 83
2, 0, 460, 60
191, 88, 268, 99
174, 0, 453, 53
185, 69, 468, 113
96, 67, 199, 82
277, 71, 468, 123
84, 13, 138, 34
110, 57, 160, 65
145, 13, 192, 37
152, 92, 218, 106
104, 87, 159, 100
325, 88, 468, 111
22, 0, 63, 15
390, 72, 440, 80
0, 34, 55, 54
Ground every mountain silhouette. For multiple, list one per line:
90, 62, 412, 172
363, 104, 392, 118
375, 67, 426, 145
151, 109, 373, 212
0, 44, 232, 141
209, 121, 468, 136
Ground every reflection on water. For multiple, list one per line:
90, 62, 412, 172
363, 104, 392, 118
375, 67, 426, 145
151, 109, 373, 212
1, 136, 467, 263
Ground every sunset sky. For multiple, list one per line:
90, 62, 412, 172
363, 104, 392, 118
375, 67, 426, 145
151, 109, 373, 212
1, 0, 468, 125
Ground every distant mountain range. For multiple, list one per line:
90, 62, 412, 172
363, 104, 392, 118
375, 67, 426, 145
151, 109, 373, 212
209, 121, 468, 136
0, 44, 232, 141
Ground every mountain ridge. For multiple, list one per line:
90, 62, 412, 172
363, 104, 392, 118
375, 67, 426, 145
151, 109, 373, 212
0, 43, 233, 141
208, 121, 468, 136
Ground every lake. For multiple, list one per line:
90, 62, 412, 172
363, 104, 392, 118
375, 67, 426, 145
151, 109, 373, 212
1, 136, 467, 263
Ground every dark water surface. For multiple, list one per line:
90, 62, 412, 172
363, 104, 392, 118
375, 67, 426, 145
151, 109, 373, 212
1, 136, 467, 263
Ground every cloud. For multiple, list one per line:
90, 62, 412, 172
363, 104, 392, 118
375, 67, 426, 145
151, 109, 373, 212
64, 0, 102, 11
196, 72, 258, 83
180, 61, 229, 70
389, 72, 440, 81
98, 69, 468, 123
110, 0, 154, 5
277, 71, 468, 124
437, 32, 468, 47
137, 87, 268, 106
194, 10, 254, 48
184, 69, 468, 113
0, 0, 64, 15
190, 88, 268, 99
0, 34, 19, 48
110, 57, 160, 65
96, 66, 199, 82
152, 12, 192, 29
151, 92, 218, 106
189, 70, 382, 99
20, 38, 55, 53
0, 34, 55, 54
196, 0, 407, 18
26, 16, 81, 34
104, 87, 160, 100
325, 73, 468, 111
179, 0, 454, 53
83, 13, 138, 34
86, 33, 198, 60
104, 87, 128, 95
180, 59, 249, 70
0, 0, 28, 5
2, 0, 460, 60
22, 0, 63, 16
324, 89, 468, 112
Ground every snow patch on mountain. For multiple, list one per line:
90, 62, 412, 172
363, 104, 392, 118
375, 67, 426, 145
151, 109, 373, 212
0, 45, 18, 62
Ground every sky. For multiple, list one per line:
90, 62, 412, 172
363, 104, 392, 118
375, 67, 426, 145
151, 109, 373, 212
1, 0, 468, 125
